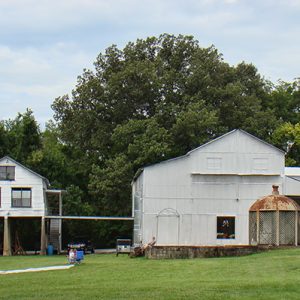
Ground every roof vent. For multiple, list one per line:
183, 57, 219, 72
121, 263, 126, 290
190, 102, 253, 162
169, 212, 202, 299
272, 185, 279, 195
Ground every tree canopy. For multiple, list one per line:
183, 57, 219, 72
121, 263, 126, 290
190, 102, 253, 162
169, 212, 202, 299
51, 34, 286, 220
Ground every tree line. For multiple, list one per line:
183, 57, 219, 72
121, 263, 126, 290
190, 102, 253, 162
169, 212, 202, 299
1, 34, 300, 246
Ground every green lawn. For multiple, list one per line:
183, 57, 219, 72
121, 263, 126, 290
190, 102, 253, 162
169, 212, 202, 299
1, 249, 300, 299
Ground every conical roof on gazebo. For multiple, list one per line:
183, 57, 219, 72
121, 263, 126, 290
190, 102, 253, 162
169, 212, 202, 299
249, 185, 300, 212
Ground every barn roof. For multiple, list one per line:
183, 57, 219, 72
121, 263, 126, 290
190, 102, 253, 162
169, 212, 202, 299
285, 167, 300, 176
188, 129, 285, 155
132, 129, 285, 182
0, 155, 50, 187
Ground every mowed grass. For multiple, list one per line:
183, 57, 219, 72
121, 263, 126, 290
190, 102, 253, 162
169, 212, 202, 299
1, 249, 300, 299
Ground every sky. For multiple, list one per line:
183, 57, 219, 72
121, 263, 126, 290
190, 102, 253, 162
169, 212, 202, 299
0, 0, 300, 128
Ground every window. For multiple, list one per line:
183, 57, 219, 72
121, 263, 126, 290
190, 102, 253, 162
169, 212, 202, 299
207, 157, 222, 170
0, 166, 15, 180
217, 216, 235, 239
11, 188, 31, 207
253, 158, 268, 170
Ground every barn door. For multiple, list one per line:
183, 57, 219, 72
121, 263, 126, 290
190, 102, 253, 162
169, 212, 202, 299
156, 208, 180, 245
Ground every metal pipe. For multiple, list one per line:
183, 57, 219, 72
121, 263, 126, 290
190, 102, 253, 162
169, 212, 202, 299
45, 216, 134, 221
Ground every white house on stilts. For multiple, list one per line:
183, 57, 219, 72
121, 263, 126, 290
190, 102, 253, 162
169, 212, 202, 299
0, 156, 63, 256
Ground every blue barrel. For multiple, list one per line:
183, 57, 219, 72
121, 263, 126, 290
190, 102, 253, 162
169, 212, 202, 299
76, 250, 84, 262
47, 244, 54, 255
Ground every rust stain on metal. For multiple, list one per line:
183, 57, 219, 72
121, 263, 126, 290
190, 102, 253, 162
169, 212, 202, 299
249, 194, 300, 211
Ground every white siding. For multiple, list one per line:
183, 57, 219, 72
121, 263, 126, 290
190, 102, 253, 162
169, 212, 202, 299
133, 172, 144, 245
134, 130, 286, 246
0, 158, 46, 217
189, 130, 284, 175
284, 167, 300, 196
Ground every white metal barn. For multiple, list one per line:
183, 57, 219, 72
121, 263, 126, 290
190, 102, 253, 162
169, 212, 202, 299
0, 156, 63, 256
132, 129, 291, 247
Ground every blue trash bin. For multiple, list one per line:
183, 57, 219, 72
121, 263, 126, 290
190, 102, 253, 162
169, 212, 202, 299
76, 250, 84, 263
47, 244, 54, 255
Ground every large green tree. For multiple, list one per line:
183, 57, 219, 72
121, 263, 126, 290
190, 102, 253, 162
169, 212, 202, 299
268, 79, 300, 124
1, 109, 41, 164
52, 34, 277, 218
272, 122, 300, 166
0, 122, 9, 158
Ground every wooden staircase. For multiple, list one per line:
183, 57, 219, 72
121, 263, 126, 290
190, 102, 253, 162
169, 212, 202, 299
49, 219, 61, 253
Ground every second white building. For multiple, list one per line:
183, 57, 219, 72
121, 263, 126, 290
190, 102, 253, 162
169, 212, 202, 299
132, 129, 300, 246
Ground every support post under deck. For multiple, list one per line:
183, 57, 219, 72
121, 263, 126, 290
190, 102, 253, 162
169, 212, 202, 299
3, 216, 12, 256
40, 217, 47, 255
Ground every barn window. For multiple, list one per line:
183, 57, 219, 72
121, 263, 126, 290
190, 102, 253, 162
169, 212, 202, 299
11, 188, 31, 207
253, 158, 268, 170
217, 216, 235, 239
0, 166, 15, 180
207, 157, 222, 170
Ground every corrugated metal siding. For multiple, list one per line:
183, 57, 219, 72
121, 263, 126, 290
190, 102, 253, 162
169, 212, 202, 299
134, 130, 286, 246
285, 176, 300, 196
190, 131, 284, 175
133, 172, 143, 245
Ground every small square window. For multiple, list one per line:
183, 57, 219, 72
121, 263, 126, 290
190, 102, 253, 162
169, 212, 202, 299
207, 157, 222, 170
0, 166, 15, 180
253, 158, 268, 170
217, 216, 235, 239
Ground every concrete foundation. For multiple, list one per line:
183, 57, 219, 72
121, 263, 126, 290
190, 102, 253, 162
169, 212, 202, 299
145, 245, 260, 259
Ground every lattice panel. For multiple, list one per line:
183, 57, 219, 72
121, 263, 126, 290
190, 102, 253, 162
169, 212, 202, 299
279, 211, 295, 245
249, 212, 257, 244
259, 212, 276, 245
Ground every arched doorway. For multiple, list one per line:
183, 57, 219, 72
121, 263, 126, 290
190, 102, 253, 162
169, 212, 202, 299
156, 208, 180, 245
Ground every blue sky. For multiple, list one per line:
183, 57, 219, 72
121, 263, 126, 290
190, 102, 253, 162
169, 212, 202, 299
1, 0, 300, 127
